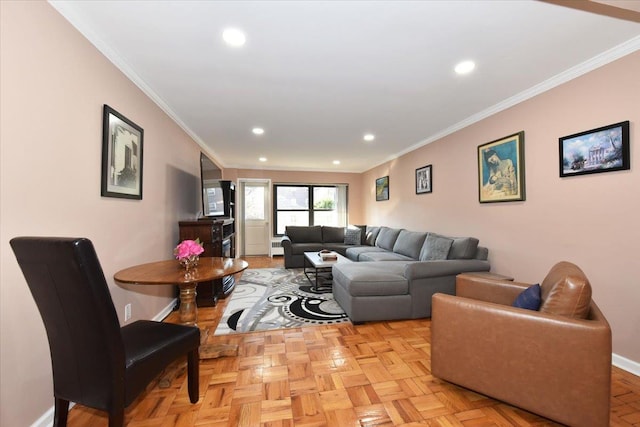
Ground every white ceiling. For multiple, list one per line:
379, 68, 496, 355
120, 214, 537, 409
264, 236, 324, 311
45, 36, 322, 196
50, 1, 640, 173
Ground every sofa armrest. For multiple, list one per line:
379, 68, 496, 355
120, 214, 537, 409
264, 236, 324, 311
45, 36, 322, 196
431, 293, 611, 426
280, 235, 292, 255
456, 274, 530, 305
403, 259, 490, 280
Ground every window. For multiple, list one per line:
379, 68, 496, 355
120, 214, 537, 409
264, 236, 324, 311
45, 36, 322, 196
244, 184, 265, 220
274, 184, 348, 235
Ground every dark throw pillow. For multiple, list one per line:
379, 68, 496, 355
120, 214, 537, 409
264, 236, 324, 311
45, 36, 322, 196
344, 228, 362, 245
512, 284, 542, 311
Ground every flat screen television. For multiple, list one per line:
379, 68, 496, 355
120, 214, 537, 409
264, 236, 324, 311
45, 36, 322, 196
203, 180, 225, 217
200, 153, 234, 218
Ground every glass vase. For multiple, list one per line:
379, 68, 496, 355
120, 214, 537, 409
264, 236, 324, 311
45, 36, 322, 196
180, 255, 199, 271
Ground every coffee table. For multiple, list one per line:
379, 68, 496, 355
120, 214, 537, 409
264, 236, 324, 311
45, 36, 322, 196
303, 251, 352, 290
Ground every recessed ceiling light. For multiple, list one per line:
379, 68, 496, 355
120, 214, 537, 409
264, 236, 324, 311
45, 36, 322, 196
455, 60, 475, 75
333, 160, 341, 165
252, 127, 264, 135
363, 133, 375, 142
222, 28, 246, 47
259, 157, 267, 162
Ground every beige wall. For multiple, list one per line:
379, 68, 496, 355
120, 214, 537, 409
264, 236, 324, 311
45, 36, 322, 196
361, 51, 640, 365
0, 2, 203, 425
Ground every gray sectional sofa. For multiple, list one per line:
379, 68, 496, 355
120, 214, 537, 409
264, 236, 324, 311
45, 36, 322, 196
281, 225, 490, 322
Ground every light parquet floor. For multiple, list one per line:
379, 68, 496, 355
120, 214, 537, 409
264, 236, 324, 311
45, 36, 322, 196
67, 256, 640, 427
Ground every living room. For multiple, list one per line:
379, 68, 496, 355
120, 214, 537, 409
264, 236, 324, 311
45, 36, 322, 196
1, 1, 639, 426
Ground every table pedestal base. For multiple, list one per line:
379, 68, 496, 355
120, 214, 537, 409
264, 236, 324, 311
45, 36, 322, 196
178, 283, 198, 326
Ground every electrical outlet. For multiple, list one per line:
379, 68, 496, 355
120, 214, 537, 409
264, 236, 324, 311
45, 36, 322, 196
124, 303, 132, 322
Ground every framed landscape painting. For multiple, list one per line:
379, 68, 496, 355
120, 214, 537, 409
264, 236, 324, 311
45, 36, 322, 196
478, 131, 525, 203
101, 105, 144, 199
559, 121, 629, 177
376, 176, 389, 201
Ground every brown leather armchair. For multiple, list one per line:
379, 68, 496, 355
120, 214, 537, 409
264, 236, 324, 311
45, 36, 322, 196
431, 262, 612, 427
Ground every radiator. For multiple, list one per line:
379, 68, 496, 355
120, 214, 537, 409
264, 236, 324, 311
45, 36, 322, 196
270, 238, 284, 256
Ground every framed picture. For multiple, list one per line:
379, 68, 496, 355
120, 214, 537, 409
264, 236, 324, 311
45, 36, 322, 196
416, 165, 432, 194
559, 121, 630, 177
376, 176, 389, 201
478, 131, 525, 203
101, 105, 144, 199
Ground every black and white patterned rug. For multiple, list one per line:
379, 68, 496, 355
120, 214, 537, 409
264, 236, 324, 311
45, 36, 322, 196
213, 268, 350, 335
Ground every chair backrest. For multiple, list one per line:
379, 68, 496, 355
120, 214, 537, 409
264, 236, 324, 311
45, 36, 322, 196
10, 237, 125, 410
539, 261, 592, 319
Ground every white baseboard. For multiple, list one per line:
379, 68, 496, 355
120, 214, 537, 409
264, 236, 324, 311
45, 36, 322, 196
31, 406, 53, 427
153, 298, 179, 321
30, 402, 75, 427
613, 353, 640, 377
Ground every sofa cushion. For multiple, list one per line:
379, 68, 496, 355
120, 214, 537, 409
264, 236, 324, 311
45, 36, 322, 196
419, 233, 453, 261
512, 284, 542, 310
290, 243, 324, 255
322, 226, 345, 243
375, 227, 402, 251
365, 226, 381, 246
323, 243, 352, 256
358, 250, 415, 262
332, 263, 408, 296
359, 252, 414, 262
344, 227, 362, 245
286, 226, 322, 243
393, 230, 427, 260
448, 237, 480, 259
345, 246, 387, 261
475, 246, 489, 261
540, 270, 592, 319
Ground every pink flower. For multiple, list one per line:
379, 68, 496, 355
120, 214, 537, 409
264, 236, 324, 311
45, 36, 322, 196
174, 239, 204, 260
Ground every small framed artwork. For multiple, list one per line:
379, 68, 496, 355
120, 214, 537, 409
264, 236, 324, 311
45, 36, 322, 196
478, 131, 525, 203
559, 121, 630, 177
416, 165, 432, 194
101, 105, 144, 199
376, 176, 389, 201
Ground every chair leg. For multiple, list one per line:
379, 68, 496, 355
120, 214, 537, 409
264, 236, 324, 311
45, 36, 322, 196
108, 407, 124, 427
187, 349, 200, 403
53, 397, 69, 427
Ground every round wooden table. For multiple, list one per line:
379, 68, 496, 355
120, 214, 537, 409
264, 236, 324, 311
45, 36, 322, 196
114, 257, 248, 360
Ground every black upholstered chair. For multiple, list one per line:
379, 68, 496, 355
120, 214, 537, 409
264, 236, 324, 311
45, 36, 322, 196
10, 237, 200, 427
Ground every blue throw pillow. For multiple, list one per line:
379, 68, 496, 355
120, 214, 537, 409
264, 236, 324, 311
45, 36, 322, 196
512, 284, 541, 310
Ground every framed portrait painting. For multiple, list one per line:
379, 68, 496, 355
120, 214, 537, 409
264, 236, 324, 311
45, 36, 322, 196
416, 165, 432, 194
559, 121, 629, 177
376, 176, 389, 201
101, 105, 144, 199
478, 131, 525, 203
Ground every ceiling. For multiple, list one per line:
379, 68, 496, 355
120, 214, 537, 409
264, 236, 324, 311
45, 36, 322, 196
50, 1, 640, 173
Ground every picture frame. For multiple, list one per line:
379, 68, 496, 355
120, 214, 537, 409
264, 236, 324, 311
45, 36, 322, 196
559, 121, 630, 178
478, 131, 525, 203
375, 176, 389, 201
101, 105, 144, 199
415, 165, 432, 194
